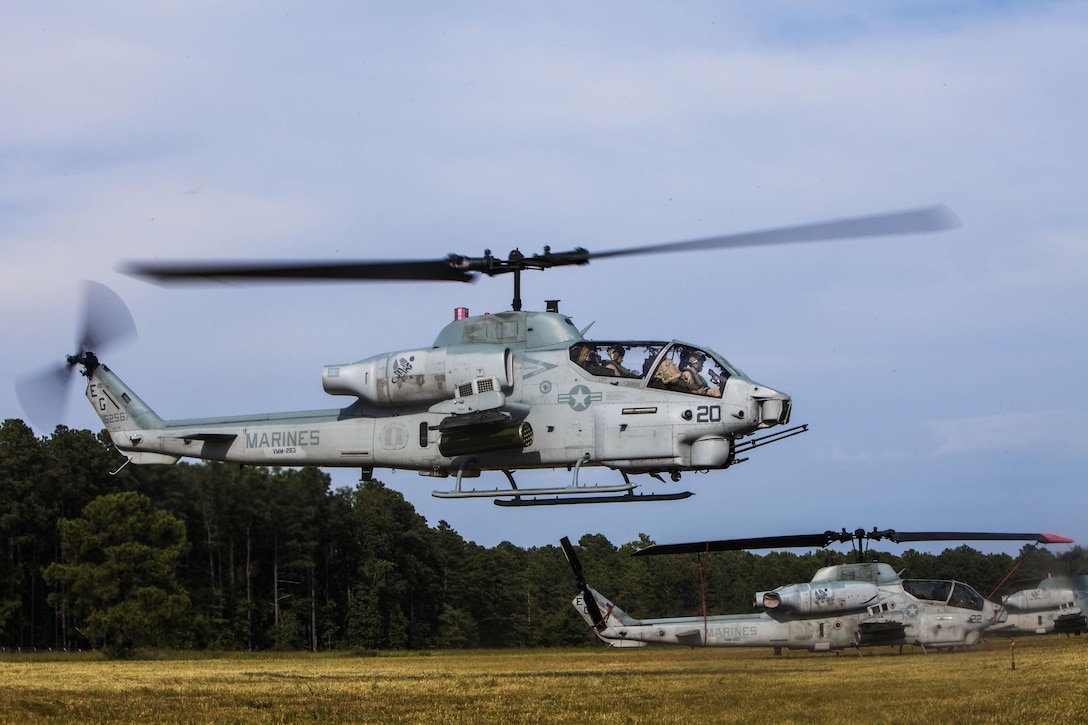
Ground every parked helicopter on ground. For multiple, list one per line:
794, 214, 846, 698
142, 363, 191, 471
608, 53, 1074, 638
18, 206, 958, 506
989, 574, 1088, 636
561, 529, 1074, 653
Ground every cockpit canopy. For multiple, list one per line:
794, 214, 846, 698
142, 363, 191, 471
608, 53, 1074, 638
902, 580, 985, 611
568, 341, 748, 397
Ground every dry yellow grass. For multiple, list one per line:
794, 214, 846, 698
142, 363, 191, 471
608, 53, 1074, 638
1, 637, 1086, 723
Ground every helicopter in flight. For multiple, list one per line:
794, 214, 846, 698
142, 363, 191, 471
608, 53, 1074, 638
561, 529, 1074, 653
18, 206, 957, 506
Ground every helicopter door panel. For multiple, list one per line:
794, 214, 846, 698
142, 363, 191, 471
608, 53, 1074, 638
564, 420, 593, 452
920, 615, 965, 644
789, 620, 814, 644
592, 405, 675, 462
379, 423, 408, 450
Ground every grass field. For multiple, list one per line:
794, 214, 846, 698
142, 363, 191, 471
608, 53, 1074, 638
1, 637, 1085, 723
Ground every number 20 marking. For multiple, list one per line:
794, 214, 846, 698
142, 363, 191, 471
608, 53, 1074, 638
696, 405, 721, 423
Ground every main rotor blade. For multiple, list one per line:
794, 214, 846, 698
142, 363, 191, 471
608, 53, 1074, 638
122, 258, 475, 284
633, 532, 844, 557
119, 204, 957, 287
878, 531, 1074, 545
634, 529, 1073, 557
591, 205, 960, 261
121, 205, 958, 287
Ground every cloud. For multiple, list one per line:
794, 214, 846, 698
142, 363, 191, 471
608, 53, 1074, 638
924, 410, 1088, 457
2, 2, 1088, 549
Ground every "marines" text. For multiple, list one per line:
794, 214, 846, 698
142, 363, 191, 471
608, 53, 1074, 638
245, 430, 321, 448
708, 625, 758, 640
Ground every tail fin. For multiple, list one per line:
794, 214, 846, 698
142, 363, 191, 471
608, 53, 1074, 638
572, 588, 645, 647
572, 587, 639, 628
81, 355, 164, 432
560, 536, 643, 644
78, 354, 177, 464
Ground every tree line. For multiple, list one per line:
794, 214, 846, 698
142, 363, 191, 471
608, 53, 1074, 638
2, 419, 1084, 657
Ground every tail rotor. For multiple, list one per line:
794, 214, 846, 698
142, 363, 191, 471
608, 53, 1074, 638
77, 280, 136, 353
560, 536, 607, 630
15, 281, 136, 430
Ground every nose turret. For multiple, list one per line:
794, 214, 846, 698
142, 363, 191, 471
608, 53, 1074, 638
718, 377, 791, 430
749, 383, 792, 428
731, 378, 792, 428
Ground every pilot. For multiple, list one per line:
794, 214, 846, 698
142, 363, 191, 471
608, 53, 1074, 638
571, 344, 611, 375
679, 351, 721, 397
650, 357, 685, 391
603, 344, 637, 377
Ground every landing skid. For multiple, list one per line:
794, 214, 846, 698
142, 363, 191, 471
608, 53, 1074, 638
494, 491, 693, 507
432, 457, 693, 506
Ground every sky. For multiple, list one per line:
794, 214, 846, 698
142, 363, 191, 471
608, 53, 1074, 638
3, 2, 1086, 560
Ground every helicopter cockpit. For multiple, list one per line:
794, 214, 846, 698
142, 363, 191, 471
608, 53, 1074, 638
902, 580, 985, 611
568, 341, 744, 398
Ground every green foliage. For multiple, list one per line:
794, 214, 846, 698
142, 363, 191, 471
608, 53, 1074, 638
43, 491, 197, 657
437, 604, 479, 648
0, 419, 42, 641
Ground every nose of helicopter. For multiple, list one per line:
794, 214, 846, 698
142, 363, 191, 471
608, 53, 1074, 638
749, 383, 792, 428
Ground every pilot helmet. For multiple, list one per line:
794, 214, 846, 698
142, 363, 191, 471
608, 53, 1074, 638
607, 344, 625, 358
686, 350, 706, 367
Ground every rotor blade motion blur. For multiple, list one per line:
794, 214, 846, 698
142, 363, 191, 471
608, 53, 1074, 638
121, 205, 960, 288
123, 258, 476, 284
14, 363, 72, 432
79, 280, 137, 351
15, 281, 136, 431
592, 205, 960, 260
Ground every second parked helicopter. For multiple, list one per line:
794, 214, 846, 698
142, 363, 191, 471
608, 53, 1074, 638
562, 529, 1073, 653
990, 574, 1088, 636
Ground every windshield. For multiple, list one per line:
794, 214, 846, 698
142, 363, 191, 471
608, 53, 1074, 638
648, 344, 732, 397
569, 341, 748, 398
902, 580, 953, 604
948, 583, 984, 611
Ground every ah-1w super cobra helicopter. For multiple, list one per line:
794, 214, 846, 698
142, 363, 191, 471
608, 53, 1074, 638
562, 529, 1074, 653
19, 206, 958, 506
989, 574, 1088, 636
